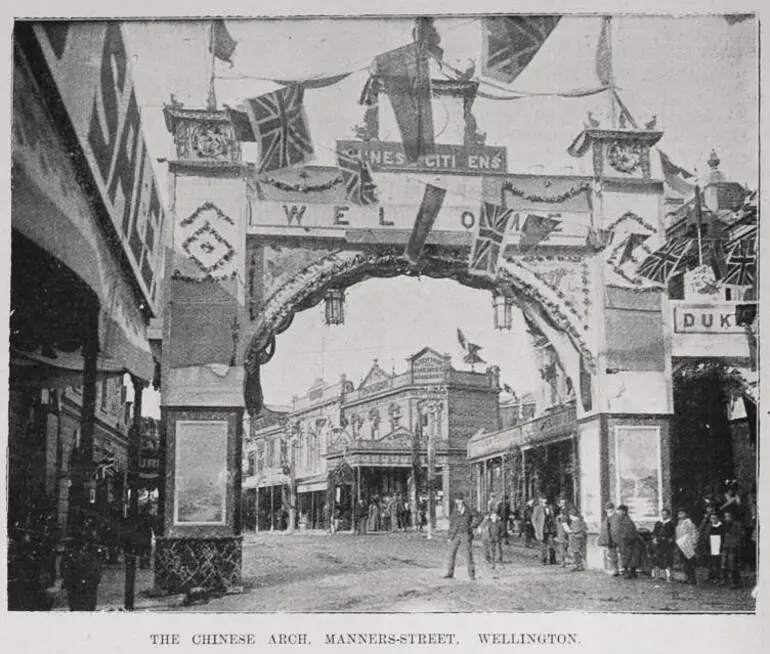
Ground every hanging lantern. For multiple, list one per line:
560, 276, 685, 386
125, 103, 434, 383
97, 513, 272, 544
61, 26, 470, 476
324, 288, 345, 326
492, 291, 513, 331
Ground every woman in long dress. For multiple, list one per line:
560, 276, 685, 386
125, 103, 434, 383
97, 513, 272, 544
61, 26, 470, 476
367, 496, 380, 532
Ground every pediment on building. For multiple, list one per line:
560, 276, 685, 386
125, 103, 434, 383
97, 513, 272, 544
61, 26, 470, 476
359, 361, 392, 390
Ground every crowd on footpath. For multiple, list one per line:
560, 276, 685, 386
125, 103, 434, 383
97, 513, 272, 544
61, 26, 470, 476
439, 478, 757, 588
8, 504, 160, 612
321, 492, 430, 535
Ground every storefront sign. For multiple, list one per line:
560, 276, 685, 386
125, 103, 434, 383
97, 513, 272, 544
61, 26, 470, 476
32, 23, 165, 312
521, 407, 577, 446
337, 140, 507, 175
672, 303, 745, 334
412, 351, 448, 382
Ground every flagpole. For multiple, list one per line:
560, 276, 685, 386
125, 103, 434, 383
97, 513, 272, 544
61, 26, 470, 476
695, 183, 704, 266
607, 17, 617, 128
207, 21, 217, 111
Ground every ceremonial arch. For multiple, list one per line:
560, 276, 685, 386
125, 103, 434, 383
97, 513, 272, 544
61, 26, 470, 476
156, 104, 675, 591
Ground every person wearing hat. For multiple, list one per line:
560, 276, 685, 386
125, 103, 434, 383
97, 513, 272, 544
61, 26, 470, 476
610, 505, 643, 578
443, 492, 482, 580
531, 496, 558, 565
597, 502, 619, 576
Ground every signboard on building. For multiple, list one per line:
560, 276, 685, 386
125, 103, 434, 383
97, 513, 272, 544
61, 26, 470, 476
521, 407, 577, 447
32, 23, 165, 312
411, 349, 449, 382
672, 303, 745, 334
337, 140, 507, 175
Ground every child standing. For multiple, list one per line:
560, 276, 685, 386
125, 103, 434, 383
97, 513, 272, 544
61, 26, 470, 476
651, 509, 675, 582
675, 508, 699, 585
705, 512, 724, 583
721, 510, 745, 588
565, 507, 587, 571
480, 511, 503, 569
556, 512, 571, 568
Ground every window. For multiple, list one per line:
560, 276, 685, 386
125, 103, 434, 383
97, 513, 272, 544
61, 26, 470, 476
247, 451, 256, 477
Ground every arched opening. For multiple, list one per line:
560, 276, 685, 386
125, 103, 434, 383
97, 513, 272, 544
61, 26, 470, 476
241, 249, 592, 534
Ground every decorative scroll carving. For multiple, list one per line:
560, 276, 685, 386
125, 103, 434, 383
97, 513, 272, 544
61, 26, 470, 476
155, 537, 242, 593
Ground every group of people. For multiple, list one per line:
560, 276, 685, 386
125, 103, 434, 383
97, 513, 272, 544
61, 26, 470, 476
327, 493, 430, 535
442, 492, 588, 580
598, 498, 751, 588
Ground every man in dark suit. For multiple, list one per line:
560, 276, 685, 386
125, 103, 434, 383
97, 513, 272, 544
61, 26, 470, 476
531, 496, 558, 565
443, 492, 481, 580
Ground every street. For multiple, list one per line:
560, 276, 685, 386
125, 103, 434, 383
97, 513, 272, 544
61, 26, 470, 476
185, 532, 756, 613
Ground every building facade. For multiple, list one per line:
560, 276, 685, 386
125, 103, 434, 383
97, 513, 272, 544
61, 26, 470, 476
243, 347, 500, 530
10, 22, 163, 608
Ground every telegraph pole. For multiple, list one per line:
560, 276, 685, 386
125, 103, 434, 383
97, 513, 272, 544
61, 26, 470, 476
426, 401, 438, 540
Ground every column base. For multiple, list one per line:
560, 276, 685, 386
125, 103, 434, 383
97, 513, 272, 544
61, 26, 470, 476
154, 536, 243, 594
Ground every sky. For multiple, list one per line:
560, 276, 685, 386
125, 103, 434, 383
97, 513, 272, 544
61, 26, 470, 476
120, 15, 759, 415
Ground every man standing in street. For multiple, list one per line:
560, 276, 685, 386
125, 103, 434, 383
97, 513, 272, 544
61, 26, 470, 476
531, 496, 558, 565
443, 492, 481, 580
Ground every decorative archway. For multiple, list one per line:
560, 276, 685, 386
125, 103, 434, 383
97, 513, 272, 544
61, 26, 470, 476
243, 245, 595, 416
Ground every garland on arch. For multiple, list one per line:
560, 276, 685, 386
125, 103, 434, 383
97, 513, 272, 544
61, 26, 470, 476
260, 174, 343, 194
502, 180, 591, 205
171, 269, 239, 283
179, 201, 235, 227
605, 210, 657, 235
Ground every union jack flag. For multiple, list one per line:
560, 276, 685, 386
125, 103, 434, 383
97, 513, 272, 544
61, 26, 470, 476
336, 149, 378, 206
469, 201, 513, 276
243, 85, 314, 174
724, 233, 756, 286
636, 237, 693, 283
481, 16, 562, 84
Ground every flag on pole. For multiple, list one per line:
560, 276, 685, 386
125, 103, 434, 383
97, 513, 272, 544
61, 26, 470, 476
724, 236, 757, 286
481, 16, 561, 84
636, 237, 694, 283
405, 184, 446, 264
469, 201, 513, 276
457, 328, 485, 365
210, 20, 237, 66
659, 150, 695, 196
375, 42, 435, 163
596, 16, 613, 86
520, 213, 561, 250
617, 232, 652, 266
336, 150, 378, 206
242, 85, 314, 173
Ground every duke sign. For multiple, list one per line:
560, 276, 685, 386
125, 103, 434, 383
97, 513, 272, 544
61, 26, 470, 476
672, 303, 745, 334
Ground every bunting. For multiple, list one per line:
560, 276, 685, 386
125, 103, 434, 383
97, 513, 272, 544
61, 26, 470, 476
404, 184, 446, 264
469, 201, 513, 276
336, 150, 378, 206
585, 226, 614, 252
242, 85, 314, 173
210, 20, 237, 66
481, 16, 561, 84
596, 16, 613, 86
375, 42, 434, 162
659, 149, 695, 196
519, 213, 561, 250
636, 237, 693, 283
617, 232, 652, 266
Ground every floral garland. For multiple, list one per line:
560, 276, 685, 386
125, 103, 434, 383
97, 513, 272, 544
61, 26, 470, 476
260, 174, 343, 194
171, 269, 238, 283
502, 180, 591, 205
513, 259, 586, 325
499, 260, 594, 369
605, 211, 657, 235
180, 201, 235, 227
